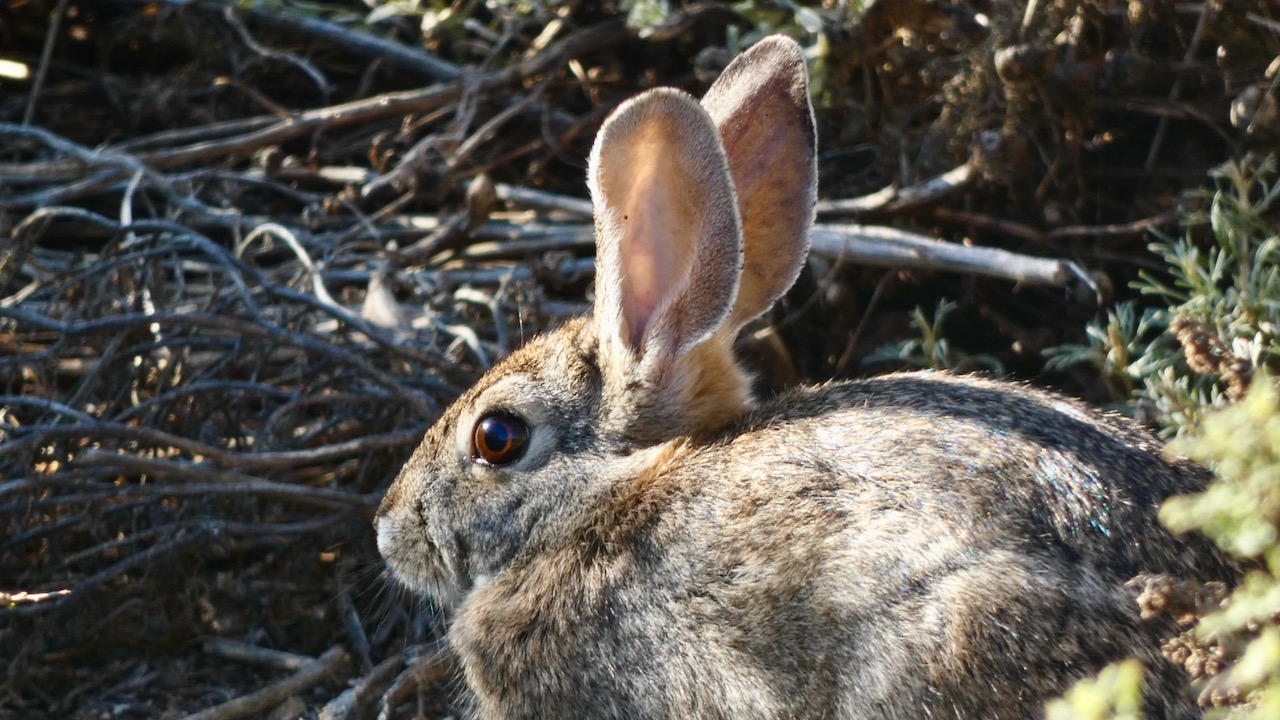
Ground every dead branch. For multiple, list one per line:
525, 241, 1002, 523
319, 654, 402, 720
810, 224, 1097, 296
203, 639, 315, 673
816, 162, 977, 219
180, 647, 352, 720
0, 20, 626, 181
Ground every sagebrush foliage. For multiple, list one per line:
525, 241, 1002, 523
1047, 156, 1280, 438
1048, 158, 1280, 717
1161, 381, 1280, 719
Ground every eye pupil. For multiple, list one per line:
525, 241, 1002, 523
473, 413, 529, 466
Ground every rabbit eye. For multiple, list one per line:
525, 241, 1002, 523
471, 412, 530, 466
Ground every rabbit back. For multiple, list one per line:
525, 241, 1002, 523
447, 367, 1231, 720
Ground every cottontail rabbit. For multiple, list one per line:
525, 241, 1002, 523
376, 35, 1234, 719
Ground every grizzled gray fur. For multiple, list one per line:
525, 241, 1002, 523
375, 35, 1234, 720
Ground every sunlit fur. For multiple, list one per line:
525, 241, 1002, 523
375, 36, 1235, 719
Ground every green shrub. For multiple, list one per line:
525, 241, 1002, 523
1046, 157, 1280, 717
1045, 659, 1145, 720
1047, 156, 1280, 438
867, 298, 1006, 374
1160, 380, 1280, 718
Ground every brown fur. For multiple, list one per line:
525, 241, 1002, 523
375, 36, 1235, 719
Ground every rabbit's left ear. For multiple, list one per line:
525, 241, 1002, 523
588, 88, 748, 437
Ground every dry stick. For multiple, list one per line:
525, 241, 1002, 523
0, 469, 124, 501
0, 307, 435, 411
10, 478, 370, 514
0, 87, 454, 179
219, 5, 331, 96
2, 512, 89, 549
54, 511, 356, 570
21, 0, 71, 124
0, 125, 239, 222
337, 581, 374, 673
110, 115, 277, 155
364, 75, 550, 199
180, 646, 351, 720
434, 219, 1095, 294
927, 207, 1047, 245
0, 395, 98, 424
236, 3, 462, 81
0, 19, 626, 180
6, 527, 214, 616
319, 654, 401, 720
449, 72, 561, 174
433, 260, 593, 286
495, 182, 593, 217
1144, 3, 1213, 173
111, 379, 296, 424
70, 448, 345, 489
0, 590, 71, 605
391, 177, 498, 264
377, 642, 458, 720
203, 639, 314, 673
816, 162, 976, 218
7, 238, 447, 399
0, 168, 125, 208
1048, 209, 1181, 241
10, 420, 426, 473
809, 224, 1097, 295
22, 209, 447, 373
491, 162, 975, 222
1247, 10, 1280, 33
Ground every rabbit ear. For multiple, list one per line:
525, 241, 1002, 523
588, 88, 743, 386
702, 35, 817, 334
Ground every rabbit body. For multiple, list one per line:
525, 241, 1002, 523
376, 36, 1233, 720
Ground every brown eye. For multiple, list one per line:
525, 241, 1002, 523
471, 412, 530, 466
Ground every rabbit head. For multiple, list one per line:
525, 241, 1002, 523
375, 35, 816, 610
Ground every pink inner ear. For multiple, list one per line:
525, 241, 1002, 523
701, 37, 815, 332
620, 189, 679, 350
621, 215, 657, 349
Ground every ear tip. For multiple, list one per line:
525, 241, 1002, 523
589, 88, 710, 191
744, 34, 807, 78
592, 88, 711, 150
752, 34, 805, 60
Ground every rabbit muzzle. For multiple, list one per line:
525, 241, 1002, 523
376, 502, 471, 610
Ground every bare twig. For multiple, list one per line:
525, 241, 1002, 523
809, 224, 1098, 296
319, 654, 402, 720
0, 589, 72, 605
1047, 210, 1182, 241
7, 528, 215, 616
405, 218, 1098, 295
180, 646, 351, 720
203, 639, 315, 673
494, 182, 593, 217
22, 0, 70, 125
219, 6, 332, 97
816, 162, 976, 218
18, 425, 426, 474
236, 3, 463, 81
0, 20, 626, 180
377, 642, 458, 720
1144, 3, 1213, 172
